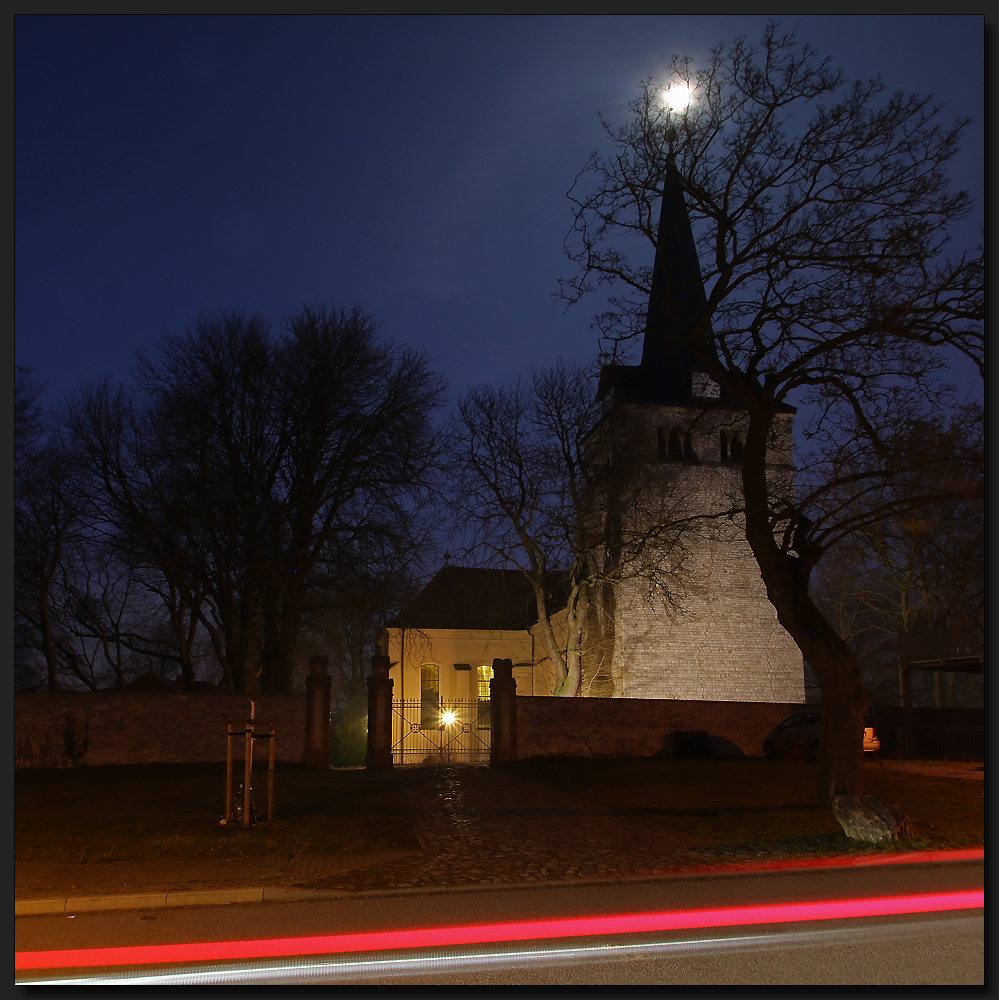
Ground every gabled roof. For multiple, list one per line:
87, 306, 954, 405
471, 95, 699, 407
385, 566, 568, 632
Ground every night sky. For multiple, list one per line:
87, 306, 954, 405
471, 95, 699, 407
16, 15, 984, 411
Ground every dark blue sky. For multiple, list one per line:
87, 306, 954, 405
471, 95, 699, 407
16, 15, 984, 409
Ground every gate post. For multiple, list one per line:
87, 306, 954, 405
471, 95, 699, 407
304, 654, 332, 766
489, 658, 517, 765
366, 654, 394, 769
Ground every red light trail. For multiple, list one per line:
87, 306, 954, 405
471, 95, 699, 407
16, 891, 983, 971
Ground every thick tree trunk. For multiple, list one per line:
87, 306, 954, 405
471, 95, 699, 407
269, 579, 303, 695
33, 543, 62, 692
39, 593, 60, 692
167, 592, 198, 691
198, 610, 235, 692
563, 586, 588, 697
178, 605, 198, 691
533, 583, 571, 696
742, 409, 867, 806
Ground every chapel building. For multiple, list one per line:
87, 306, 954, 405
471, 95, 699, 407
384, 151, 804, 707
583, 150, 804, 703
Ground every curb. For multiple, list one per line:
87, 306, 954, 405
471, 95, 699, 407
15, 847, 984, 916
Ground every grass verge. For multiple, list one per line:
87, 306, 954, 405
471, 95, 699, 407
15, 762, 420, 864
501, 756, 985, 855
16, 757, 983, 868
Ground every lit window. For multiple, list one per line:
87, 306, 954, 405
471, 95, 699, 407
421, 664, 439, 727
477, 665, 492, 729
477, 664, 492, 700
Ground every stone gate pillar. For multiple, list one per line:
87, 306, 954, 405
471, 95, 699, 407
490, 657, 518, 765
304, 654, 332, 766
366, 654, 394, 769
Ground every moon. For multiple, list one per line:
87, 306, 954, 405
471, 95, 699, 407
664, 83, 693, 112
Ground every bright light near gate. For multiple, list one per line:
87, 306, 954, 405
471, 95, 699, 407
441, 711, 457, 726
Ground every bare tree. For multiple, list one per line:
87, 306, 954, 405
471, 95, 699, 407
64, 306, 447, 694
57, 550, 207, 691
449, 361, 689, 696
811, 403, 983, 706
301, 567, 426, 765
559, 24, 982, 801
15, 367, 45, 470
15, 369, 83, 691
16, 372, 212, 692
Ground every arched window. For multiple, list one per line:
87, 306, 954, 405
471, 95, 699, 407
668, 431, 683, 460
720, 432, 730, 462
477, 664, 492, 729
683, 432, 698, 463
476, 664, 492, 701
420, 663, 440, 727
731, 434, 744, 462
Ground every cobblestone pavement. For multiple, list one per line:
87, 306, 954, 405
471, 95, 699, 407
16, 765, 732, 901
17, 761, 981, 903
283, 765, 738, 894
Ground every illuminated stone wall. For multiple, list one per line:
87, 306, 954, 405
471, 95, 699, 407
516, 695, 805, 759
585, 405, 804, 704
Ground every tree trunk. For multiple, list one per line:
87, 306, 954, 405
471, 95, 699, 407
30, 539, 65, 692
198, 610, 235, 692
38, 590, 60, 692
172, 595, 199, 691
531, 577, 575, 696
563, 586, 588, 697
742, 408, 867, 806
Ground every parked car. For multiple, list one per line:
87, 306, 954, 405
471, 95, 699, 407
762, 709, 880, 760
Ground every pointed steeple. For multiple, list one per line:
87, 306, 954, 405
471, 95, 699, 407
639, 156, 713, 397
598, 150, 720, 406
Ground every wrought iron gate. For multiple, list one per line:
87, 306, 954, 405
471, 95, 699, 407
391, 698, 491, 765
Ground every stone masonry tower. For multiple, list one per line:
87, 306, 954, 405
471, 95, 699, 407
584, 150, 804, 704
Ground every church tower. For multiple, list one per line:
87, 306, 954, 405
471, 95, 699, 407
584, 151, 804, 704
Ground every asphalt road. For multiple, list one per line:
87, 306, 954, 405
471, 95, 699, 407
16, 859, 984, 986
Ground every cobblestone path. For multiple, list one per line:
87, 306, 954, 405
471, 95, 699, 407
289, 765, 726, 893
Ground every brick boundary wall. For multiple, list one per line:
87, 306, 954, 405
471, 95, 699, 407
866, 705, 984, 760
14, 692, 311, 767
866, 706, 985, 728
515, 696, 809, 759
